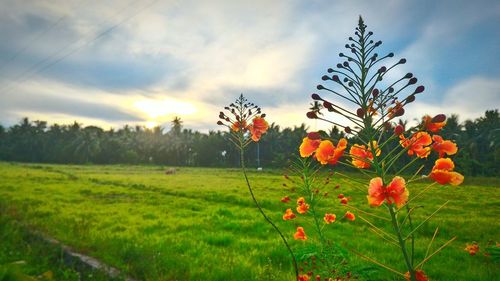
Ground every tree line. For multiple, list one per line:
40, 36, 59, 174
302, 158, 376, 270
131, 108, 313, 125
0, 110, 498, 176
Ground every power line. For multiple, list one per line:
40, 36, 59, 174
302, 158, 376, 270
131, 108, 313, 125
0, 15, 66, 73
0, 0, 160, 95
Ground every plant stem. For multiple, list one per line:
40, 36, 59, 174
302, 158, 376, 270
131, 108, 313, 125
388, 205, 417, 281
239, 148, 299, 280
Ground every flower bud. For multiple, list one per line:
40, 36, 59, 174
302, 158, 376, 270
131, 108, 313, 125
344, 126, 352, 134
306, 111, 318, 119
327, 68, 334, 73
343, 61, 349, 67
432, 114, 446, 123
217, 121, 224, 125
311, 93, 322, 100
387, 52, 394, 57
406, 94, 416, 103
307, 132, 321, 140
394, 124, 404, 135
356, 108, 364, 118
332, 75, 340, 82
408, 77, 417, 85
337, 63, 343, 68
414, 85, 425, 94
261, 113, 266, 118
399, 58, 407, 64
378, 66, 387, 73
321, 75, 329, 81
372, 88, 379, 98
316, 85, 325, 90
395, 108, 405, 117
323, 101, 333, 109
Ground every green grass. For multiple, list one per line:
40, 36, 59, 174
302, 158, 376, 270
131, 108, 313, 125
0, 162, 498, 280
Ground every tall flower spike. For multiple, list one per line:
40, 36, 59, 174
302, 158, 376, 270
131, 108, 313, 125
311, 16, 426, 139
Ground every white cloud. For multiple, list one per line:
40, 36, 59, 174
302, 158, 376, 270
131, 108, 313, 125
404, 76, 500, 124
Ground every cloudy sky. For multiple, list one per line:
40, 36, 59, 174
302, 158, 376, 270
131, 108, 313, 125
0, 0, 499, 132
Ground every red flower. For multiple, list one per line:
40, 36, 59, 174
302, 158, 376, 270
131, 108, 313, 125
429, 158, 464, 185
465, 242, 480, 256
283, 208, 296, 220
280, 196, 291, 203
404, 270, 429, 281
297, 203, 310, 214
315, 139, 348, 165
367, 176, 409, 208
400, 131, 432, 158
299, 136, 321, 157
344, 211, 355, 221
294, 227, 307, 240
231, 120, 247, 132
297, 197, 305, 205
248, 116, 269, 142
298, 274, 310, 281
432, 135, 457, 158
340, 197, 350, 205
423, 114, 446, 133
349, 141, 381, 169
337, 193, 345, 199
324, 213, 336, 224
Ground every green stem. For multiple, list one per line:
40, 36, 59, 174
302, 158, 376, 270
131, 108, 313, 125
239, 148, 299, 280
388, 205, 417, 281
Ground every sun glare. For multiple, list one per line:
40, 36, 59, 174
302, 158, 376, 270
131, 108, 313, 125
133, 98, 197, 128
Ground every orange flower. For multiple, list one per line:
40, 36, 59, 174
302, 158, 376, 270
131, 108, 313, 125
299, 137, 321, 157
294, 227, 307, 240
345, 211, 355, 221
340, 197, 350, 205
404, 270, 429, 281
324, 213, 336, 224
248, 116, 269, 141
297, 203, 310, 214
283, 208, 296, 220
429, 158, 464, 185
298, 274, 310, 281
367, 176, 409, 208
423, 114, 446, 132
297, 197, 305, 205
432, 135, 457, 158
231, 120, 247, 132
349, 141, 381, 169
315, 138, 348, 165
388, 101, 404, 119
280, 196, 290, 203
400, 131, 432, 158
465, 242, 480, 256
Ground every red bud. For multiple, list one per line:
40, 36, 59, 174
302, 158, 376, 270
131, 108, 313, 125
311, 93, 322, 100
356, 108, 364, 118
307, 132, 321, 140
394, 124, 404, 135
306, 111, 318, 119
414, 85, 425, 94
432, 114, 446, 123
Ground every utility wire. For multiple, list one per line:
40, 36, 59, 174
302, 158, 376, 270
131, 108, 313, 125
0, 0, 160, 95
0, 15, 66, 73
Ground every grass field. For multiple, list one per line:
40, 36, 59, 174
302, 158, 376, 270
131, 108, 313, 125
0, 162, 498, 280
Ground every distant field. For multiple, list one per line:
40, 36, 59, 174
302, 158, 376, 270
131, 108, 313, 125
0, 162, 498, 280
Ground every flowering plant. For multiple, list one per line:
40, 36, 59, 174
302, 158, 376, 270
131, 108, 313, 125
299, 17, 463, 281
218, 17, 465, 281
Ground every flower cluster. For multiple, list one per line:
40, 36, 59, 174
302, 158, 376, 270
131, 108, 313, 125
299, 132, 348, 165
217, 94, 269, 143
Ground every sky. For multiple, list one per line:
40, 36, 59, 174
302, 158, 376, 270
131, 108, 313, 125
0, 0, 499, 132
